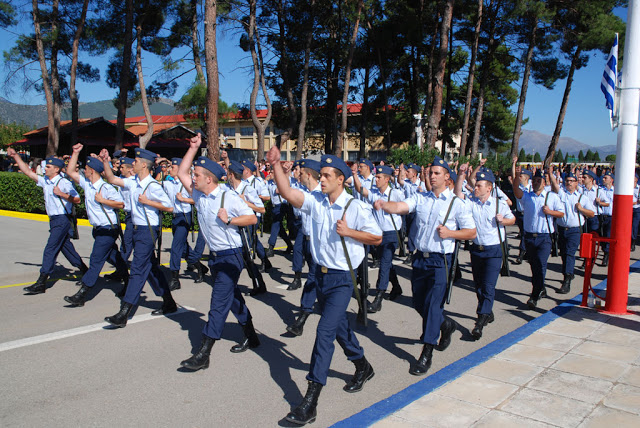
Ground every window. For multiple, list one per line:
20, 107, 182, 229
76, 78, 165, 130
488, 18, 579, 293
221, 127, 235, 137
240, 127, 254, 136
347, 151, 359, 162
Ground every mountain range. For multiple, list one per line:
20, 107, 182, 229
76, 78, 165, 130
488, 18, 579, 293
0, 97, 617, 157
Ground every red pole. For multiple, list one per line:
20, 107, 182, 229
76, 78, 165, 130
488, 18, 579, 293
605, 195, 632, 314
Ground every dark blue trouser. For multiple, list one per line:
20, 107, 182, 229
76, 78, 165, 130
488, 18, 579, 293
186, 231, 207, 265
632, 208, 640, 243
268, 203, 292, 248
41, 215, 83, 275
300, 237, 317, 313
411, 252, 452, 345
123, 226, 170, 306
524, 233, 551, 299
515, 212, 525, 252
601, 215, 612, 253
120, 211, 134, 261
558, 226, 581, 276
203, 248, 251, 339
83, 226, 128, 287
376, 231, 398, 291
247, 217, 266, 261
406, 212, 417, 253
170, 213, 193, 272
292, 216, 305, 272
470, 244, 502, 315
307, 266, 364, 385
586, 216, 600, 234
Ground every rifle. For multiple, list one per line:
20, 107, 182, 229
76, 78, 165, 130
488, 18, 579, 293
495, 191, 510, 277
356, 247, 370, 326
251, 223, 258, 260
544, 192, 558, 257
239, 225, 266, 293
446, 240, 460, 304
338, 198, 367, 327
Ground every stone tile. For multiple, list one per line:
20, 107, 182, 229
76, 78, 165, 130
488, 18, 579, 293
605, 316, 640, 333
527, 369, 613, 405
501, 388, 595, 427
588, 324, 640, 347
540, 319, 603, 339
578, 404, 640, 428
435, 374, 519, 407
495, 344, 565, 367
552, 353, 627, 381
572, 340, 640, 363
603, 384, 640, 415
519, 331, 582, 352
469, 358, 544, 386
395, 393, 489, 427
562, 306, 612, 324
473, 410, 552, 428
372, 415, 426, 428
620, 365, 640, 388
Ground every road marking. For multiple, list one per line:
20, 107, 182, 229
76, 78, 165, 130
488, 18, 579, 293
0, 306, 195, 353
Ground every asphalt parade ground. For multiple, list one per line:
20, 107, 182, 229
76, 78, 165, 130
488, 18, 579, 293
0, 213, 635, 427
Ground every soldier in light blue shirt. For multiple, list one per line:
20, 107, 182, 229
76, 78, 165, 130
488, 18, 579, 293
63, 145, 129, 307
597, 172, 614, 265
267, 145, 382, 426
7, 148, 87, 294
377, 156, 476, 377
400, 163, 424, 265
241, 159, 272, 272
580, 170, 602, 233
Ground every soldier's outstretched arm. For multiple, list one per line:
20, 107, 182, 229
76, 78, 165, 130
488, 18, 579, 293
265, 146, 304, 208
178, 134, 199, 196
99, 149, 125, 188
66, 144, 83, 184
7, 148, 38, 182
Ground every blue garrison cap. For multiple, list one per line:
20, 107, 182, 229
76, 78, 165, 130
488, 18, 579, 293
113, 150, 123, 158
449, 170, 458, 183
376, 165, 394, 176
359, 158, 374, 172
293, 159, 302, 168
134, 148, 158, 162
603, 171, 614, 179
299, 159, 321, 173
85, 157, 104, 173
321, 154, 352, 179
565, 172, 577, 181
431, 156, 451, 173
476, 169, 495, 183
521, 169, 533, 178
194, 156, 225, 180
406, 163, 421, 173
242, 160, 257, 172
228, 160, 244, 176
45, 157, 65, 169
533, 169, 544, 179
120, 157, 134, 166
582, 170, 597, 180
171, 157, 182, 166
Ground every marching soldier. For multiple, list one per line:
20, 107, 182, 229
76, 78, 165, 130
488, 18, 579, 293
511, 158, 564, 309
116, 157, 135, 263
513, 169, 533, 264
376, 156, 476, 376
580, 170, 601, 233
633, 174, 640, 252
267, 145, 382, 426
99, 148, 177, 327
265, 164, 294, 257
289, 160, 307, 290
177, 134, 261, 371
241, 159, 272, 272
456, 165, 515, 339
399, 163, 424, 265
597, 171, 614, 265
63, 144, 129, 306
7, 148, 88, 294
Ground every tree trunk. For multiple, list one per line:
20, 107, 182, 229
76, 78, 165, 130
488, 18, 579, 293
50, 0, 61, 157
422, 9, 440, 122
115, 0, 134, 151
296, 0, 315, 160
32, 0, 56, 157
276, 0, 297, 144
511, 19, 537, 159
70, 0, 89, 148
136, 20, 154, 149
335, 0, 364, 158
544, 47, 581, 168
191, 0, 205, 85
426, 0, 455, 148
459, 0, 482, 157
358, 60, 370, 159
441, 19, 454, 157
470, 84, 485, 157
204, 0, 219, 160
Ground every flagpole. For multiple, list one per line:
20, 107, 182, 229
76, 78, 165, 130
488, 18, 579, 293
606, 0, 640, 314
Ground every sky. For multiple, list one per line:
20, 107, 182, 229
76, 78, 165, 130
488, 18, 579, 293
0, 5, 631, 149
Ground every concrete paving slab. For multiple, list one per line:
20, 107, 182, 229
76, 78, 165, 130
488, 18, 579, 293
500, 388, 595, 427
603, 384, 640, 416
518, 331, 582, 352
469, 358, 545, 386
620, 365, 640, 388
434, 374, 519, 407
473, 410, 553, 428
526, 369, 614, 405
540, 318, 604, 339
551, 353, 628, 382
495, 343, 566, 367
571, 340, 640, 363
578, 404, 640, 428
394, 394, 489, 427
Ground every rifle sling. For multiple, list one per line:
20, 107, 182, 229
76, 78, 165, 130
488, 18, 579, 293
338, 198, 361, 308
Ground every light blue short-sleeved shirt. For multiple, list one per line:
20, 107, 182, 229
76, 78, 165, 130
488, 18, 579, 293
120, 178, 133, 212
192, 186, 255, 252
37, 174, 79, 216
403, 178, 425, 198
355, 174, 375, 201
580, 186, 602, 213
600, 186, 614, 215
557, 188, 595, 228
516, 182, 532, 212
78, 176, 123, 227
163, 179, 192, 214
467, 195, 514, 246
300, 190, 382, 271
301, 184, 322, 236
221, 181, 265, 212
268, 179, 287, 205
364, 186, 404, 232
123, 174, 172, 226
405, 188, 476, 254
519, 190, 564, 234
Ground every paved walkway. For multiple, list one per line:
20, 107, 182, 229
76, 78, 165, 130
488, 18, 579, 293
336, 264, 640, 427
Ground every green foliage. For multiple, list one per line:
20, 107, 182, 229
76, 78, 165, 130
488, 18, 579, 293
175, 80, 237, 133
0, 0, 16, 28
0, 172, 46, 213
585, 149, 594, 161
533, 152, 542, 162
578, 150, 585, 161
518, 148, 526, 161
387, 146, 442, 167
605, 154, 616, 162
594, 151, 600, 162
554, 149, 564, 163
0, 121, 32, 148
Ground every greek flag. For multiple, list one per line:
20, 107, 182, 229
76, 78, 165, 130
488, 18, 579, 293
600, 33, 618, 130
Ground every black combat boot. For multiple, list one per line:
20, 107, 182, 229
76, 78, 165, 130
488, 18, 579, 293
471, 313, 491, 340
367, 290, 385, 313
24, 274, 48, 295
180, 335, 216, 371
409, 344, 434, 376
386, 273, 403, 301
78, 262, 89, 276
64, 284, 90, 307
265, 245, 275, 258
168, 271, 181, 291
194, 262, 209, 283
151, 292, 178, 316
230, 319, 260, 353
287, 311, 311, 336
104, 302, 133, 328
602, 253, 609, 267
285, 381, 323, 425
436, 318, 456, 351
288, 271, 302, 290
259, 257, 272, 273
558, 274, 572, 294
403, 252, 413, 266
343, 356, 375, 393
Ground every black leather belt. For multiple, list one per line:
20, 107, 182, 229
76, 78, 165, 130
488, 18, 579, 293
210, 248, 241, 257
415, 251, 446, 259
133, 224, 159, 230
524, 232, 550, 238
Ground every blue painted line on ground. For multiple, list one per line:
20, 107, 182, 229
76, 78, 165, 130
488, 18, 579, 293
333, 260, 640, 427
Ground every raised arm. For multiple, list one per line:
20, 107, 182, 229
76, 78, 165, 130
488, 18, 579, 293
178, 134, 199, 195
548, 166, 560, 194
373, 198, 410, 215
98, 149, 125, 188
66, 144, 83, 183
511, 156, 523, 199
265, 145, 305, 208
6, 148, 38, 182
455, 163, 469, 199
352, 171, 369, 198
